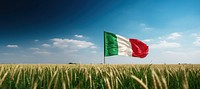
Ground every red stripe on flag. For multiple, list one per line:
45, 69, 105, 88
129, 39, 149, 58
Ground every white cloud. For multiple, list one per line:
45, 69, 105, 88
7, 45, 19, 48
90, 46, 97, 49
51, 38, 96, 49
167, 32, 181, 40
193, 37, 200, 46
2, 53, 15, 55
161, 50, 200, 63
30, 47, 50, 55
91, 51, 97, 53
75, 34, 84, 38
143, 27, 152, 30
192, 33, 200, 46
142, 39, 153, 42
163, 50, 200, 55
34, 51, 50, 55
30, 48, 40, 50
140, 23, 146, 26
192, 33, 198, 36
158, 37, 162, 40
150, 40, 181, 49
34, 40, 39, 42
42, 44, 51, 47
139, 23, 152, 31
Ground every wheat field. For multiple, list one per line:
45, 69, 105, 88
0, 64, 200, 89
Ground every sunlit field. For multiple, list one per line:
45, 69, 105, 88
0, 64, 200, 89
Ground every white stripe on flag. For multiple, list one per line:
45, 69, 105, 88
116, 34, 133, 56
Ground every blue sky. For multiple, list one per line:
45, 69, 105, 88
0, 0, 200, 64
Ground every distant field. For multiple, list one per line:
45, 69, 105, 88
0, 64, 200, 89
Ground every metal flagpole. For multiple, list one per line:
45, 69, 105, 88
104, 56, 105, 64
104, 31, 106, 64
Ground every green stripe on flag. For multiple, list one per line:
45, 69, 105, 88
104, 32, 118, 56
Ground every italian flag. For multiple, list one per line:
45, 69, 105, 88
104, 32, 149, 58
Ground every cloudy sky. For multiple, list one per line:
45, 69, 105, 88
0, 0, 200, 64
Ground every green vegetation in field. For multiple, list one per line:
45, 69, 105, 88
0, 64, 200, 89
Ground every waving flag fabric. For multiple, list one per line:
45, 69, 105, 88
104, 31, 149, 58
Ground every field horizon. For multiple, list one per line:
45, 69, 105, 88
0, 64, 200, 89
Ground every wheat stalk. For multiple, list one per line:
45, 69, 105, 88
48, 70, 58, 89
0, 71, 9, 86
104, 77, 111, 89
131, 75, 148, 89
152, 70, 162, 89
183, 69, 189, 89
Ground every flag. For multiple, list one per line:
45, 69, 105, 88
104, 31, 149, 58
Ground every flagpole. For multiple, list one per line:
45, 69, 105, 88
104, 57, 105, 64
104, 31, 106, 64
